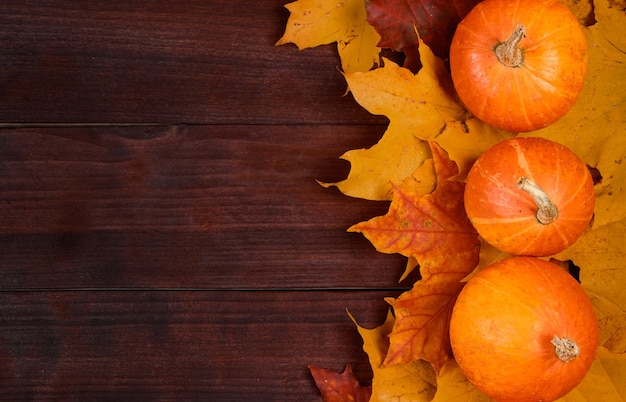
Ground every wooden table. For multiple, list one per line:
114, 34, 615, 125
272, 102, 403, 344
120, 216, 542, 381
0, 1, 413, 399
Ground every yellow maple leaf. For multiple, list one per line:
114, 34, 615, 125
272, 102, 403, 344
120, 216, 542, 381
432, 348, 626, 402
350, 310, 436, 402
319, 126, 432, 201
324, 35, 514, 200
344, 49, 465, 132
528, 0, 626, 229
559, 347, 626, 401
282, 0, 626, 399
276, 0, 381, 73
436, 118, 515, 181
430, 359, 494, 402
556, 220, 626, 354
523, 0, 626, 361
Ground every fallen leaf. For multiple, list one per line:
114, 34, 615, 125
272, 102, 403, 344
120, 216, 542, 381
325, 36, 513, 199
529, 0, 626, 229
561, 0, 595, 26
559, 347, 626, 401
346, 44, 464, 134
556, 220, 626, 354
321, 37, 459, 201
351, 310, 436, 402
309, 364, 372, 402
366, 0, 481, 72
319, 124, 432, 201
431, 348, 626, 401
435, 118, 515, 181
276, 0, 381, 72
431, 359, 494, 402
349, 142, 480, 371
281, 0, 626, 399
529, 0, 626, 357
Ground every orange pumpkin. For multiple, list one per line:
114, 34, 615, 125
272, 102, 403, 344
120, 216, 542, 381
464, 137, 594, 256
449, 0, 588, 132
450, 257, 598, 402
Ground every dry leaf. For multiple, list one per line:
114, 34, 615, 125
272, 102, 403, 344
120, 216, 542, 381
351, 310, 436, 402
281, 0, 626, 399
321, 35, 462, 200
556, 220, 626, 354
431, 348, 626, 402
431, 359, 494, 402
346, 43, 464, 135
349, 142, 480, 371
325, 35, 513, 200
561, 0, 595, 26
366, 0, 481, 72
319, 125, 432, 201
276, 0, 381, 72
435, 118, 515, 181
559, 347, 626, 401
528, 0, 626, 358
529, 0, 626, 229
309, 364, 372, 402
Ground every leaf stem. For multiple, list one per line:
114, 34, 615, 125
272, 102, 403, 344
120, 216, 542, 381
517, 177, 558, 224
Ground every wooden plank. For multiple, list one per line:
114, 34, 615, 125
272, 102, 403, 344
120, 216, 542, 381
0, 0, 385, 125
0, 125, 414, 289
0, 289, 395, 400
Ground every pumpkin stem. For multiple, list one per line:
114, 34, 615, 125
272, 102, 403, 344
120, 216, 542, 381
517, 177, 558, 224
551, 335, 580, 363
495, 24, 526, 67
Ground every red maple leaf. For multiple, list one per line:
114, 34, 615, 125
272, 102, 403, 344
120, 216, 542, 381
349, 141, 480, 372
366, 0, 481, 72
309, 365, 372, 402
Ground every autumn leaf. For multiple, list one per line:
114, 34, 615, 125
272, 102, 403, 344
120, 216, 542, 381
430, 359, 494, 402
309, 364, 372, 402
525, 0, 626, 358
366, 0, 481, 72
321, 34, 462, 201
529, 0, 626, 230
351, 310, 436, 402
276, 0, 381, 72
280, 0, 626, 399
556, 220, 626, 354
559, 347, 626, 401
318, 125, 433, 201
349, 142, 480, 371
431, 348, 626, 401
561, 0, 595, 26
346, 41, 464, 133
323, 35, 512, 200
435, 118, 514, 181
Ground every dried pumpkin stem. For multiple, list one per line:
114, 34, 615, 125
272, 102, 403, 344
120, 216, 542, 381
551, 335, 580, 363
517, 177, 558, 224
495, 24, 526, 67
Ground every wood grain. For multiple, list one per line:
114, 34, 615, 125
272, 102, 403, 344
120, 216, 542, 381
0, 125, 413, 290
0, 0, 385, 125
0, 0, 410, 399
0, 290, 396, 400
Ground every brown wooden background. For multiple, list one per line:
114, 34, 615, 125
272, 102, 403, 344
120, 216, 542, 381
0, 1, 416, 400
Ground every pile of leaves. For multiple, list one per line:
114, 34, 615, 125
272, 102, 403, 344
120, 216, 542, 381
277, 0, 626, 400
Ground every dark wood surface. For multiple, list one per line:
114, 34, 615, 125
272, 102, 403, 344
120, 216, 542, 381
0, 1, 408, 400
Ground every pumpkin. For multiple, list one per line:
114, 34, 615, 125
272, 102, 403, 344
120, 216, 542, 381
464, 137, 594, 256
450, 257, 598, 402
449, 0, 588, 132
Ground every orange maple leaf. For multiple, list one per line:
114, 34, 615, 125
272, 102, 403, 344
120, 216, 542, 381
309, 365, 372, 402
349, 141, 480, 372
